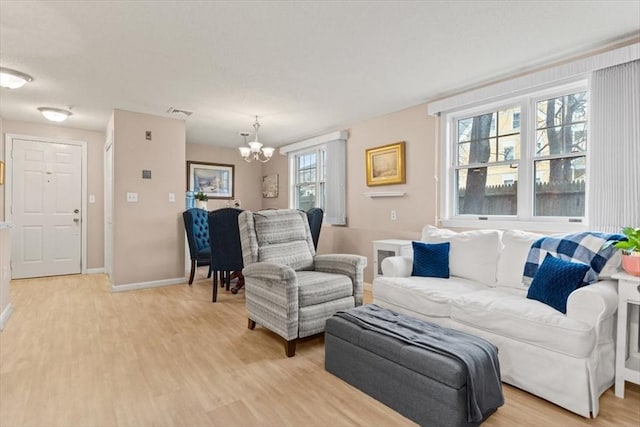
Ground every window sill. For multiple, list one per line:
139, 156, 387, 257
439, 218, 588, 233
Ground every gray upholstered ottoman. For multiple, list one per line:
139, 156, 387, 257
325, 305, 503, 427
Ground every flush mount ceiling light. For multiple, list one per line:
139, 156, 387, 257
38, 107, 72, 122
0, 67, 34, 89
238, 116, 275, 163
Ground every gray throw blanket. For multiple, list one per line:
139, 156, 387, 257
335, 304, 504, 423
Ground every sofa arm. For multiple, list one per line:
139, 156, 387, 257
242, 262, 299, 340
314, 254, 367, 306
566, 280, 618, 328
380, 256, 412, 278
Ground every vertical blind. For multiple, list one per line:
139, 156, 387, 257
588, 59, 640, 232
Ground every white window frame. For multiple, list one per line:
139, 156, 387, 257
440, 80, 589, 232
281, 130, 348, 225
289, 146, 326, 211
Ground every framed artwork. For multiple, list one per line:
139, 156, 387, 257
365, 141, 406, 186
262, 174, 279, 198
187, 161, 234, 199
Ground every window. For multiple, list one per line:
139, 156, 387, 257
293, 148, 325, 211
446, 84, 588, 226
455, 106, 521, 216
282, 131, 347, 225
533, 92, 587, 217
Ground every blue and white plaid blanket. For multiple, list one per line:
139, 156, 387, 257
523, 232, 624, 286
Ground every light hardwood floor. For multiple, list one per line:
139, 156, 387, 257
1, 272, 639, 427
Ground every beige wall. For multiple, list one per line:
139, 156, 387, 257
0, 118, 4, 220
260, 152, 289, 210
1, 119, 105, 269
111, 110, 186, 286
186, 144, 265, 212
266, 104, 438, 281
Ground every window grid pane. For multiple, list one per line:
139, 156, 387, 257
457, 108, 520, 166
533, 91, 588, 218
293, 148, 326, 211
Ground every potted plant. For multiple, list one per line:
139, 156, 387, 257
606, 227, 640, 276
195, 191, 208, 209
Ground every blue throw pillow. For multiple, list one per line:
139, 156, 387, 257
411, 241, 450, 278
526, 253, 590, 314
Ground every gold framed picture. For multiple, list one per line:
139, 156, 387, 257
365, 141, 406, 186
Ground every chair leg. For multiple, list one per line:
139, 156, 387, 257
285, 339, 297, 357
248, 319, 256, 330
212, 271, 218, 303
219, 271, 225, 287
188, 260, 196, 285
231, 271, 244, 294
207, 265, 212, 279
225, 271, 230, 291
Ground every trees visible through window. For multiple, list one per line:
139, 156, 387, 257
450, 87, 587, 222
455, 107, 521, 215
534, 92, 587, 217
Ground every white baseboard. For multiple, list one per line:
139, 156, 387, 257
86, 268, 105, 274
111, 277, 186, 293
0, 303, 14, 331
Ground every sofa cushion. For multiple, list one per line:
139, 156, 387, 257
496, 229, 543, 288
296, 271, 353, 307
526, 254, 590, 314
411, 241, 450, 278
421, 226, 501, 286
450, 289, 596, 358
373, 275, 490, 318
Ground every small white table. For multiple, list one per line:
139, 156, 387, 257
613, 271, 640, 398
372, 239, 413, 278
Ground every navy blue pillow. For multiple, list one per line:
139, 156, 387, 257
411, 241, 450, 278
526, 253, 590, 314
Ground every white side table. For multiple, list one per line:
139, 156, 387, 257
372, 239, 413, 278
613, 271, 640, 398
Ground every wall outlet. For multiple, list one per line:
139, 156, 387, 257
391, 210, 397, 221
169, 193, 175, 202
127, 192, 138, 202
89, 195, 96, 204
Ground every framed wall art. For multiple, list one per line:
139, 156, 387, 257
262, 174, 279, 198
187, 161, 234, 199
365, 141, 406, 186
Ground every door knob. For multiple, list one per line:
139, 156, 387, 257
74, 209, 80, 214
73, 218, 80, 223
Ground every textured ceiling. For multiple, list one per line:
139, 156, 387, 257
1, 1, 639, 148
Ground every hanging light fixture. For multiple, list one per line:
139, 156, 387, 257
0, 67, 34, 89
238, 116, 275, 163
38, 107, 72, 122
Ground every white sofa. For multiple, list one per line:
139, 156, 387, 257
372, 226, 621, 418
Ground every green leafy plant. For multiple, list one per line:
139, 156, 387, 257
195, 191, 208, 202
605, 227, 640, 254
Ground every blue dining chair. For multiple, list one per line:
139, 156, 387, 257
183, 208, 212, 285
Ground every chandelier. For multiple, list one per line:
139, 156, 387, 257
238, 116, 275, 163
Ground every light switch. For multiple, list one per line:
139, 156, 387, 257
127, 192, 138, 202
169, 193, 175, 202
89, 195, 96, 204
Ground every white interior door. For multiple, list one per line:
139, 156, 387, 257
11, 138, 83, 279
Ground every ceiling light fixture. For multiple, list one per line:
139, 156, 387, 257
38, 107, 72, 122
0, 67, 34, 89
238, 116, 275, 163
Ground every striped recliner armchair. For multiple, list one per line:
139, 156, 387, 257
238, 209, 367, 357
